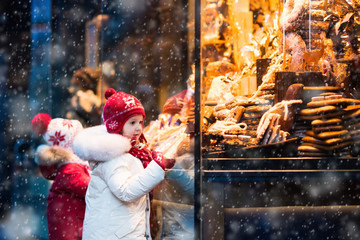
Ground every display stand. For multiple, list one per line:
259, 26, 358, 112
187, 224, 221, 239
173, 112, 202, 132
194, 1, 360, 240
201, 157, 360, 239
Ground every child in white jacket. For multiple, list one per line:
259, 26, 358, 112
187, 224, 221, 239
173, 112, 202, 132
73, 88, 174, 239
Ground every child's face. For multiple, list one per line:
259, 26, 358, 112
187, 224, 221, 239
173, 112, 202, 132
121, 114, 144, 141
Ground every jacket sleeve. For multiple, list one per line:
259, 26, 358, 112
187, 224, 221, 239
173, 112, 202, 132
57, 163, 90, 198
166, 164, 194, 197
102, 157, 164, 202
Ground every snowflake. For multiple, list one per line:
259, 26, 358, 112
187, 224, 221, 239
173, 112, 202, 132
62, 120, 73, 129
108, 121, 119, 130
48, 131, 66, 146
123, 96, 136, 109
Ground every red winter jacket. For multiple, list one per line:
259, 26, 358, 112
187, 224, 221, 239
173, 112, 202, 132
36, 145, 90, 240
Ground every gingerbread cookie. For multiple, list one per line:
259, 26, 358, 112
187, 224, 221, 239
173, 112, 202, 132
320, 92, 341, 96
300, 105, 337, 116
311, 118, 342, 127
303, 86, 340, 91
313, 125, 344, 134
316, 130, 349, 139
307, 98, 360, 108
245, 105, 272, 112
300, 110, 345, 120
302, 141, 352, 151
311, 94, 342, 102
301, 136, 325, 145
325, 136, 352, 145
343, 105, 360, 112
298, 145, 323, 153
302, 135, 352, 146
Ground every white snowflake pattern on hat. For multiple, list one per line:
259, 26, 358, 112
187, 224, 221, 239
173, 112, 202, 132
108, 120, 119, 130
123, 96, 136, 109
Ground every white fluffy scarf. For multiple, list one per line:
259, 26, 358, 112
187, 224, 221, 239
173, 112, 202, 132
72, 125, 132, 162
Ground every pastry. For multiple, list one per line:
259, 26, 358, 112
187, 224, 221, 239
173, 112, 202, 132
312, 125, 344, 134
311, 118, 342, 127
215, 109, 231, 120
315, 130, 349, 139
300, 105, 337, 116
300, 110, 345, 120
307, 98, 360, 108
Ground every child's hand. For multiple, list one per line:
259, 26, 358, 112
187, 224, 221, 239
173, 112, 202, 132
151, 151, 176, 170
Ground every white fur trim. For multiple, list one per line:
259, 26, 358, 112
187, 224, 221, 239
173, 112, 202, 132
72, 125, 132, 162
35, 144, 74, 166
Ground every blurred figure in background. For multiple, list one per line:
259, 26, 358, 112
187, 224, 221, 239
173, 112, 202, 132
66, 67, 104, 127
144, 73, 195, 239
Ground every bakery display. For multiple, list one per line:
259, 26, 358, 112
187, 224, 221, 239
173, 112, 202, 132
297, 94, 359, 157
200, 0, 360, 158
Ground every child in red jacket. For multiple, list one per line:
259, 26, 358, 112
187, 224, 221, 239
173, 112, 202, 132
31, 113, 91, 240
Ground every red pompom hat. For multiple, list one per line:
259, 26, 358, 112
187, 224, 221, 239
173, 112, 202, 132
102, 88, 146, 134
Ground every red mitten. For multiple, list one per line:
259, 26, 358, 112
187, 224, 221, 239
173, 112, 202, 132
151, 151, 176, 170
164, 158, 176, 169
151, 151, 165, 170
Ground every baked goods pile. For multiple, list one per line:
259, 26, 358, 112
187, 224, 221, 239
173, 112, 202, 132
206, 78, 270, 127
198, 0, 360, 157
202, 55, 283, 145
298, 93, 360, 157
204, 96, 272, 147
255, 83, 304, 145
343, 105, 360, 155
256, 99, 303, 145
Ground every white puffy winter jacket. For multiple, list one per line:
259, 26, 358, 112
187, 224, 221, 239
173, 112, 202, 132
73, 125, 164, 239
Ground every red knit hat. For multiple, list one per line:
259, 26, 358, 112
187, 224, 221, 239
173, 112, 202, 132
102, 88, 146, 134
162, 90, 187, 114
